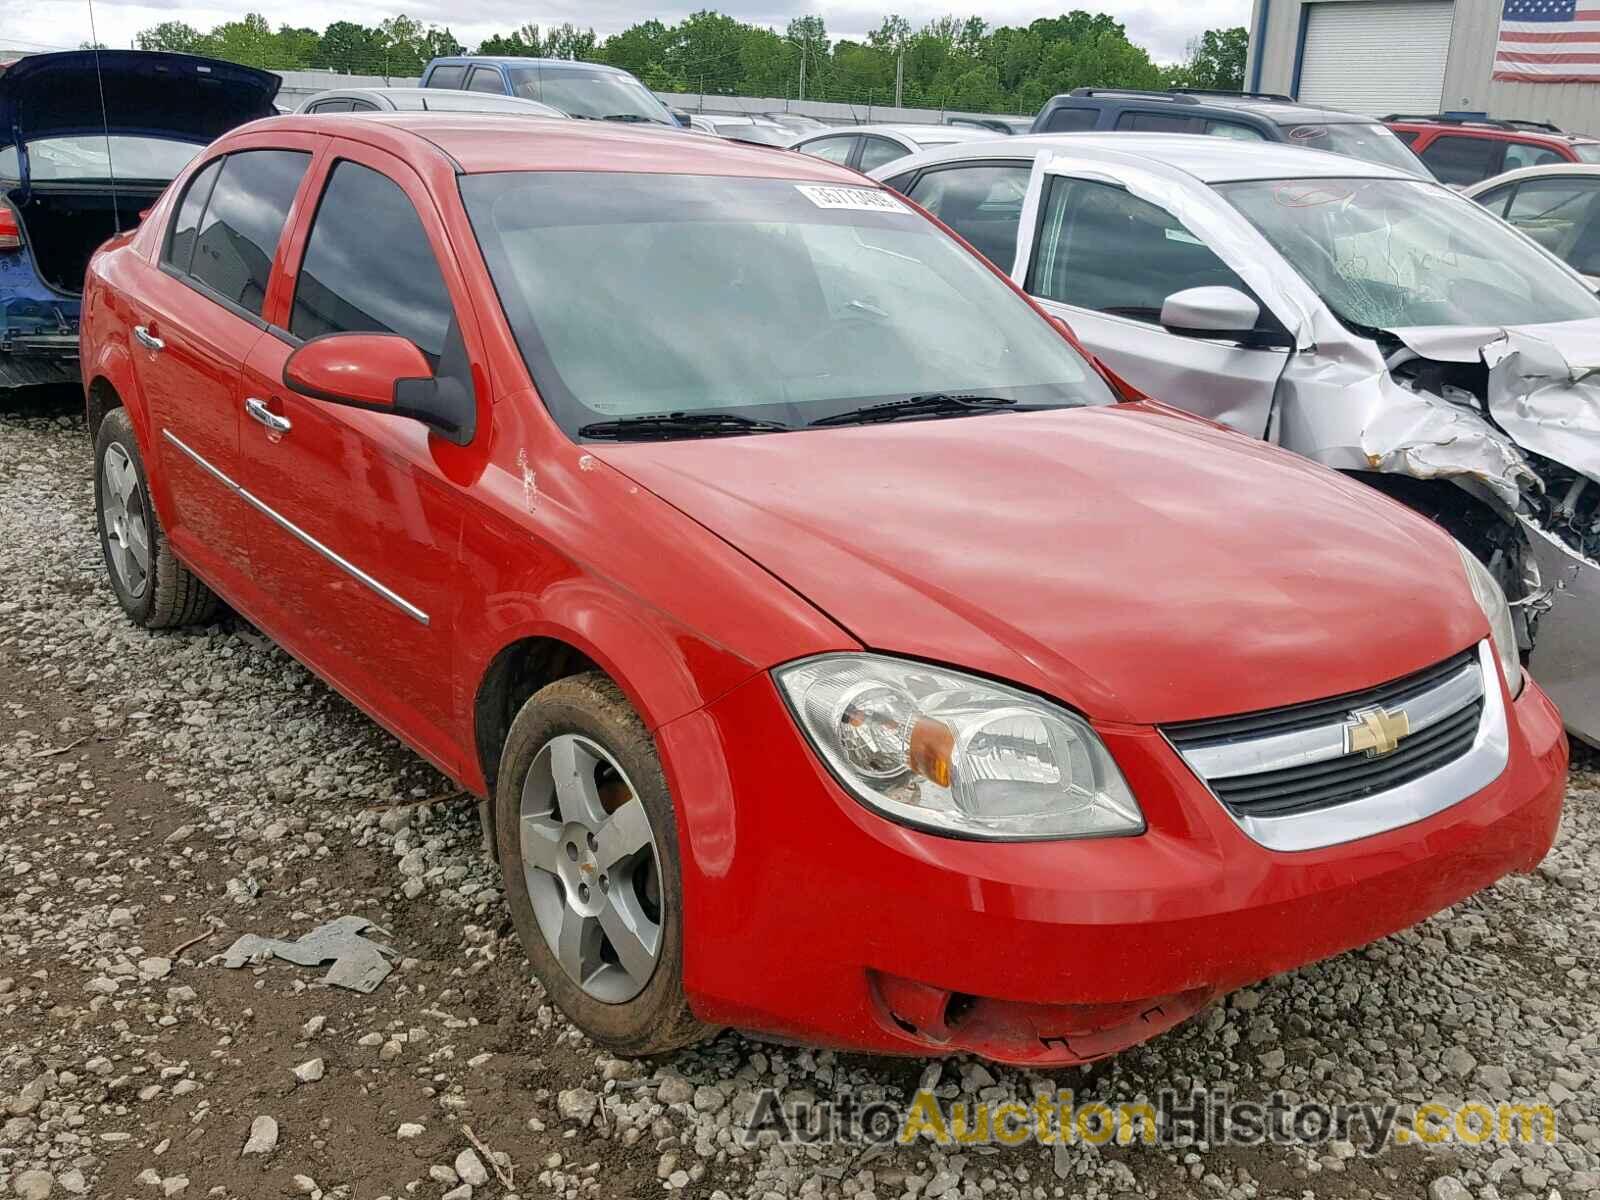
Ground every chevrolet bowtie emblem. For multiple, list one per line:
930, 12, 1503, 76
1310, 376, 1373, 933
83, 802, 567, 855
1344, 705, 1411, 758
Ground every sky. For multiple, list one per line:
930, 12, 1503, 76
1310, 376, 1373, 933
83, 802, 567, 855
1, 0, 1251, 64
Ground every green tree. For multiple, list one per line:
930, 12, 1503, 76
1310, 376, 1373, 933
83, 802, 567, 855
543, 23, 598, 60
132, 6, 1200, 116
476, 23, 541, 55
209, 14, 277, 67
134, 22, 206, 53
1169, 26, 1249, 91
598, 19, 673, 76
316, 20, 383, 72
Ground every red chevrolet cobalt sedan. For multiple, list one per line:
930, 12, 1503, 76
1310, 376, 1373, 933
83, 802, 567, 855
79, 114, 1566, 1066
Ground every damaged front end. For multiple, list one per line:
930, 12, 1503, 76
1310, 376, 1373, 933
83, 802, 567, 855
1358, 324, 1600, 743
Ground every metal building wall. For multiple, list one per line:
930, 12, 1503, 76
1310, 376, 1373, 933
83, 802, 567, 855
1246, 0, 1600, 136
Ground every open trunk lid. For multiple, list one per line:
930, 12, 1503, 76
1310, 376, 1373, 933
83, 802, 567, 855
0, 51, 280, 193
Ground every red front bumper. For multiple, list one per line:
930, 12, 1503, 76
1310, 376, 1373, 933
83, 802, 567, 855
656, 671, 1567, 1067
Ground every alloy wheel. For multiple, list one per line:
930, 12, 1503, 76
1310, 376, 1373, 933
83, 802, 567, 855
519, 733, 663, 1002
101, 444, 150, 600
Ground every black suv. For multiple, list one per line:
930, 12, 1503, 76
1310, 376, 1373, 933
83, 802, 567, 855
1029, 88, 1430, 176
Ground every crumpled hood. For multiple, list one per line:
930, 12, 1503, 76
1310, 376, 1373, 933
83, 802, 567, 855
593, 404, 1483, 724
0, 51, 280, 157
1394, 318, 1600, 484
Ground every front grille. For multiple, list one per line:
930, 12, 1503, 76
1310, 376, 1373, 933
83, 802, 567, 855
1165, 650, 1483, 820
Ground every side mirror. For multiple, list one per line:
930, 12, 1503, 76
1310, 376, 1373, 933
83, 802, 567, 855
283, 333, 474, 444
284, 333, 430, 409
1160, 286, 1261, 339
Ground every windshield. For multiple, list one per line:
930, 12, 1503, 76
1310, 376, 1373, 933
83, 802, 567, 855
508, 66, 672, 124
1218, 176, 1600, 329
0, 136, 201, 182
462, 172, 1114, 437
1278, 122, 1430, 176
1573, 144, 1600, 164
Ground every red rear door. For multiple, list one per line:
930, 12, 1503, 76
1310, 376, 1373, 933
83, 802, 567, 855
134, 135, 317, 595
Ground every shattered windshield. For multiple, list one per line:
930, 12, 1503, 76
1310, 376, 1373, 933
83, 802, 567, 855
1218, 177, 1600, 329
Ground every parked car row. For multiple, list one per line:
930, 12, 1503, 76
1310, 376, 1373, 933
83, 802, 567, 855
0, 49, 1583, 1070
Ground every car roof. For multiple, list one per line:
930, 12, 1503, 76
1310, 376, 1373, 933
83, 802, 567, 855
802, 123, 999, 147
239, 112, 869, 181
299, 88, 564, 116
1385, 116, 1598, 145
870, 132, 1420, 185
1049, 90, 1371, 125
1464, 162, 1600, 194
427, 56, 633, 75
1179, 95, 1369, 123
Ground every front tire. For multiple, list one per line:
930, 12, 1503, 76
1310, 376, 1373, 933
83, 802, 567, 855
94, 408, 218, 628
495, 672, 708, 1056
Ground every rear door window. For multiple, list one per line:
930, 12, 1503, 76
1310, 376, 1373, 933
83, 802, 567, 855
290, 160, 455, 364
163, 158, 222, 275
187, 150, 310, 317
1502, 140, 1565, 171
1205, 120, 1265, 141
466, 68, 505, 94
1475, 183, 1515, 217
1419, 135, 1505, 185
800, 135, 857, 165
1027, 176, 1248, 322
908, 162, 1031, 270
1042, 106, 1098, 133
1116, 111, 1200, 133
858, 137, 907, 171
310, 98, 355, 113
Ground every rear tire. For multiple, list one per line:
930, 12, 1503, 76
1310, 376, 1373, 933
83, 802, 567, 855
94, 408, 218, 629
495, 672, 710, 1056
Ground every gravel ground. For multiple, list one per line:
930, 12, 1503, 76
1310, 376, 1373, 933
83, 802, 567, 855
1, 392, 1597, 1200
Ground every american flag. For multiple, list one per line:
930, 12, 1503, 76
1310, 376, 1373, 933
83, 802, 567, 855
1496, 0, 1600, 82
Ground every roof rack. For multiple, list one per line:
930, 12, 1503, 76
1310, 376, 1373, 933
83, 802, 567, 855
1382, 112, 1564, 133
1169, 87, 1296, 102
1067, 87, 1200, 103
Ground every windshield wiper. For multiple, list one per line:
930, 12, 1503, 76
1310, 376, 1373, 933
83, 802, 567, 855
578, 411, 790, 440
599, 113, 655, 123
809, 393, 1021, 427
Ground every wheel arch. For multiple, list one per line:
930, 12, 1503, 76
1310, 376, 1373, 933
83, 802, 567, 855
83, 340, 149, 447
471, 634, 605, 800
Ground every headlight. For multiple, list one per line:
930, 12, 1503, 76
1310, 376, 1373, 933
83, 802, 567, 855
1456, 542, 1523, 697
774, 655, 1144, 841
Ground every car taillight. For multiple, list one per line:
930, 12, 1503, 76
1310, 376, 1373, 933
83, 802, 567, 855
0, 203, 19, 250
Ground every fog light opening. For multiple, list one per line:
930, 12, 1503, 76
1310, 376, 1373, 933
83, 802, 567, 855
944, 991, 978, 1031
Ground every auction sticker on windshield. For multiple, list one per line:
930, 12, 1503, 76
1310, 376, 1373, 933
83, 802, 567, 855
795, 184, 909, 213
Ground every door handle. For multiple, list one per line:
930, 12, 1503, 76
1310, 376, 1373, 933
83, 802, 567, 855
245, 397, 291, 435
132, 325, 164, 352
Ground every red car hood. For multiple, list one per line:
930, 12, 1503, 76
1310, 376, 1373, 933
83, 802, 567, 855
592, 403, 1484, 724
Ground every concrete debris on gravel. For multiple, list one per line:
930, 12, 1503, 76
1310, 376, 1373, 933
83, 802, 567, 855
221, 914, 398, 992
2, 396, 1599, 1200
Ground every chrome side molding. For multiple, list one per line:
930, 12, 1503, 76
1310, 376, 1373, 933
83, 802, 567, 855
161, 428, 429, 626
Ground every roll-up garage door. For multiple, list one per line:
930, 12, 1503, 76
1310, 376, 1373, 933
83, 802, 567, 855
1295, 1, 1454, 115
